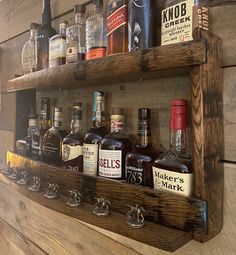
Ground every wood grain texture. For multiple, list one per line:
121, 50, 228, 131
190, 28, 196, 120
0, 218, 47, 255
6, 151, 206, 233
7, 40, 207, 92
0, 176, 192, 252
0, 130, 14, 169
191, 31, 224, 242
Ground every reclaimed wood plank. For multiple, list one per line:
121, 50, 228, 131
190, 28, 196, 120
0, 176, 192, 252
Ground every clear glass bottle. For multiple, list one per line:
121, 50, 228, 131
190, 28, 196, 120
152, 99, 193, 197
62, 102, 83, 171
125, 108, 160, 187
66, 5, 86, 63
36, 0, 57, 70
161, 0, 209, 46
22, 23, 40, 75
85, 0, 107, 60
107, 0, 128, 55
49, 21, 68, 68
31, 97, 51, 160
99, 108, 132, 180
128, 0, 153, 51
83, 91, 108, 176
42, 107, 62, 166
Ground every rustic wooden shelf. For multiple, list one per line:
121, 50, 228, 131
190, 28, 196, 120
7, 40, 207, 92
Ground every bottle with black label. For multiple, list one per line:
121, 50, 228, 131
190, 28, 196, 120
99, 108, 132, 180
125, 108, 160, 187
128, 0, 153, 51
161, 0, 209, 46
42, 107, 62, 166
62, 103, 83, 171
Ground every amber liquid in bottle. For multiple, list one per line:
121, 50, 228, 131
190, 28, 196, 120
152, 99, 193, 197
107, 0, 128, 55
99, 108, 132, 180
126, 108, 160, 187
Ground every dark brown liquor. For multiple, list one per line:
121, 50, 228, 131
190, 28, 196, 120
83, 92, 108, 176
42, 107, 62, 166
152, 99, 193, 197
36, 0, 56, 70
62, 103, 83, 171
99, 108, 132, 180
125, 108, 159, 187
107, 0, 128, 55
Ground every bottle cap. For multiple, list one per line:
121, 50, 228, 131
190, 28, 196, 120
59, 21, 68, 29
30, 23, 40, 30
111, 107, 124, 116
138, 108, 151, 119
93, 0, 103, 9
170, 99, 187, 130
28, 108, 38, 119
94, 91, 104, 97
74, 4, 86, 14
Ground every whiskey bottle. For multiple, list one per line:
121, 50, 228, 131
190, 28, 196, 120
85, 0, 107, 60
62, 103, 83, 171
66, 4, 86, 63
128, 0, 153, 51
107, 0, 128, 55
99, 108, 132, 180
161, 0, 209, 46
49, 21, 68, 68
31, 97, 51, 160
125, 108, 160, 187
36, 0, 56, 70
152, 99, 193, 197
42, 107, 62, 166
22, 23, 40, 74
83, 91, 108, 176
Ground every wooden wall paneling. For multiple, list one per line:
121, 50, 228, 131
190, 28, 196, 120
0, 218, 47, 255
0, 130, 14, 169
0, 93, 15, 131
191, 32, 224, 242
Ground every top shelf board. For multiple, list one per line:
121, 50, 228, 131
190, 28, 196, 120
7, 40, 207, 92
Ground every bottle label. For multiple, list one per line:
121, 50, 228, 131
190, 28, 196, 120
43, 144, 60, 159
152, 167, 193, 197
66, 25, 78, 63
111, 120, 123, 132
49, 38, 66, 62
161, 0, 194, 45
126, 166, 144, 185
62, 144, 83, 162
83, 143, 98, 176
107, 4, 128, 36
99, 149, 122, 178
86, 48, 106, 60
29, 119, 37, 127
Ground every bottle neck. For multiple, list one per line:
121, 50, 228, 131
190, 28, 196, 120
93, 3, 102, 13
170, 128, 186, 154
111, 115, 124, 133
30, 29, 37, 40
71, 119, 82, 134
59, 26, 66, 36
42, 0, 52, 25
137, 118, 152, 147
75, 13, 85, 25
92, 94, 106, 128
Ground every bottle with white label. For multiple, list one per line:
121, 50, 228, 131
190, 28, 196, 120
161, 0, 209, 46
62, 102, 83, 171
99, 108, 132, 180
49, 21, 68, 68
83, 92, 108, 176
152, 99, 193, 197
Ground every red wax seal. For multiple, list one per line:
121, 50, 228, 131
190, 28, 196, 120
170, 99, 187, 130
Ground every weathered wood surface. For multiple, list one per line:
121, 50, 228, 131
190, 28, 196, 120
0, 130, 14, 169
7, 40, 206, 92
190, 32, 224, 242
0, 218, 47, 255
0, 175, 192, 252
6, 151, 206, 233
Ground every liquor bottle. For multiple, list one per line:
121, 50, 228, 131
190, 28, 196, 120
128, 0, 153, 51
83, 91, 108, 176
49, 21, 68, 68
31, 97, 51, 160
36, 0, 56, 70
125, 108, 160, 187
161, 0, 209, 46
42, 107, 62, 166
62, 103, 83, 171
99, 108, 132, 180
152, 99, 193, 197
85, 0, 107, 60
22, 23, 40, 74
107, 0, 128, 55
66, 4, 86, 63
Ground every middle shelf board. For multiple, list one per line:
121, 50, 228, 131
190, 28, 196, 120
7, 40, 207, 92
7, 151, 207, 233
